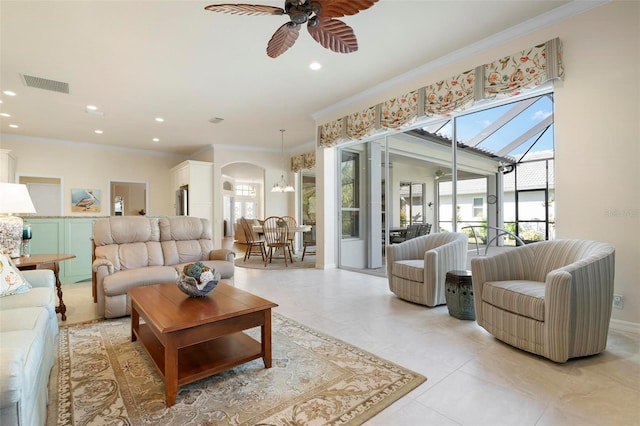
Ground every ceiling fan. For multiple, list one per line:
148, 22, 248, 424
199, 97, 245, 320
204, 0, 379, 58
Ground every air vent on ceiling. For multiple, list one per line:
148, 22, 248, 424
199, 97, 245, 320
21, 74, 70, 94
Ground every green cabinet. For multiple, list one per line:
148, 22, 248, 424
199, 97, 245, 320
26, 217, 96, 284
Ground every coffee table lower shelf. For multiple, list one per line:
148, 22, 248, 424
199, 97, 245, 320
135, 323, 263, 387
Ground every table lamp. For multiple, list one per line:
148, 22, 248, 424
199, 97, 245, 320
0, 183, 37, 258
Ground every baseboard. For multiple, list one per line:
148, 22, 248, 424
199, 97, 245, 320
610, 319, 640, 334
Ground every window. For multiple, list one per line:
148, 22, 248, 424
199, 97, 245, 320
236, 183, 256, 197
473, 197, 483, 217
341, 151, 360, 238
400, 182, 425, 226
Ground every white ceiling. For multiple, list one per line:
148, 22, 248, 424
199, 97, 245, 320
0, 0, 578, 157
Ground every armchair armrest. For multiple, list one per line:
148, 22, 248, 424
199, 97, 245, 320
209, 249, 235, 262
21, 270, 54, 289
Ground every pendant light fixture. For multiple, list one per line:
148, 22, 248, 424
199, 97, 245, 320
271, 129, 294, 193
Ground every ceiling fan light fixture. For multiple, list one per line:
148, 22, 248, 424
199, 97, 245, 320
204, 0, 378, 58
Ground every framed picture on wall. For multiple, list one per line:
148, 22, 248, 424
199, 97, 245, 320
71, 188, 101, 213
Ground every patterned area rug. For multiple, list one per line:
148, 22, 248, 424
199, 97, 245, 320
47, 313, 425, 425
234, 256, 316, 270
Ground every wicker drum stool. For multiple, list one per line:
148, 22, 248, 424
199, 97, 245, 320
445, 270, 475, 320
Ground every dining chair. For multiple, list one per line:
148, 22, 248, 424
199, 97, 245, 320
281, 215, 297, 253
301, 239, 316, 261
417, 223, 432, 236
261, 216, 294, 267
240, 217, 266, 262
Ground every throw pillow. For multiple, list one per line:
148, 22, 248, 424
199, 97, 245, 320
0, 254, 31, 297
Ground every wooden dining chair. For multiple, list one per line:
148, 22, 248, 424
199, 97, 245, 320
261, 216, 294, 267
281, 215, 297, 253
301, 239, 316, 261
240, 217, 266, 262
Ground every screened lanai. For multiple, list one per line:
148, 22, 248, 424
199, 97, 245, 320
337, 92, 555, 275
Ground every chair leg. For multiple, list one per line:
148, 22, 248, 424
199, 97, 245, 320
264, 247, 271, 267
302, 244, 307, 261
283, 245, 288, 267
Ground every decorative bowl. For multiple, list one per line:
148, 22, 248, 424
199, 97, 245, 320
177, 273, 219, 297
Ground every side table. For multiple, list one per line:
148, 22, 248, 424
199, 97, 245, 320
444, 270, 475, 320
14, 253, 76, 321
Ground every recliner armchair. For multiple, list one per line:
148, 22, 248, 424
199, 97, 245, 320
471, 239, 615, 363
386, 232, 468, 306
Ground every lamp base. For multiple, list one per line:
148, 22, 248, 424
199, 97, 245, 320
0, 215, 23, 258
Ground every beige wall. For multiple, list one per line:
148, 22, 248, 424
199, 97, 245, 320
0, 136, 180, 217
315, 2, 640, 327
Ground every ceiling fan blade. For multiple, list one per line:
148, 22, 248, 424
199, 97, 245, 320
316, 0, 378, 18
308, 18, 357, 54
267, 23, 301, 58
204, 4, 284, 16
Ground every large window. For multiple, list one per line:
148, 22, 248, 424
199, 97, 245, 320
399, 182, 425, 226
341, 151, 360, 238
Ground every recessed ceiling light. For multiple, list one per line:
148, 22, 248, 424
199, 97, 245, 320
155, 117, 164, 123
3, 91, 16, 96
0, 113, 10, 117
152, 138, 159, 142
9, 124, 18, 128
86, 105, 98, 110
94, 129, 103, 134
309, 62, 322, 71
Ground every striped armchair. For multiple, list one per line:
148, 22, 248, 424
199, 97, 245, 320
471, 239, 615, 363
386, 233, 468, 307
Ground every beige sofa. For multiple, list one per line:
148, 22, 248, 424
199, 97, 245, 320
0, 269, 58, 426
93, 216, 235, 319
471, 239, 615, 363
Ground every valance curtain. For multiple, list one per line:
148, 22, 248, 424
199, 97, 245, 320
291, 152, 316, 172
318, 38, 563, 148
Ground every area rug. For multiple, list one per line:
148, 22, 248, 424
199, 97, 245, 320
47, 313, 425, 425
234, 256, 316, 270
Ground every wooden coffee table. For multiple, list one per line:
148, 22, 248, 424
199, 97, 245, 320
128, 282, 278, 407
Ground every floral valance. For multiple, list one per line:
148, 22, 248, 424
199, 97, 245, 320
291, 151, 316, 172
318, 38, 563, 148
380, 91, 420, 130
425, 70, 475, 116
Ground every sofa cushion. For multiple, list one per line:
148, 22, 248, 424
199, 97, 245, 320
0, 287, 56, 317
482, 280, 546, 321
103, 266, 178, 297
392, 260, 424, 283
0, 254, 30, 297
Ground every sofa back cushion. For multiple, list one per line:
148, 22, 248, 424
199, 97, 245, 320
159, 217, 214, 266
93, 216, 160, 245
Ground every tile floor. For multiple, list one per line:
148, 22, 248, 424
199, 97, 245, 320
59, 241, 640, 426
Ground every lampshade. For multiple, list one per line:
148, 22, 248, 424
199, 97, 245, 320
0, 183, 37, 214
0, 183, 36, 258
